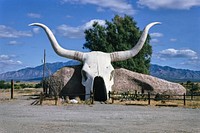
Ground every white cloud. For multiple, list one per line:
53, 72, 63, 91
27, 13, 41, 18
97, 7, 105, 12
0, 55, 10, 60
0, 54, 23, 73
83, 19, 105, 29
62, 0, 135, 15
151, 38, 159, 43
57, 19, 105, 38
0, 62, 23, 74
170, 38, 177, 42
57, 25, 82, 38
0, 25, 32, 38
158, 48, 198, 59
0, 54, 22, 68
150, 32, 163, 37
8, 40, 20, 45
180, 59, 200, 70
33, 27, 40, 34
137, 0, 200, 10
150, 32, 163, 44
65, 15, 72, 18
0, 59, 22, 65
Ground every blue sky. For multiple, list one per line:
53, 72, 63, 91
0, 0, 200, 74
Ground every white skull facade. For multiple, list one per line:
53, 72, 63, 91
29, 22, 160, 101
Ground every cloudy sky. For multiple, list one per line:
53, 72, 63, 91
0, 0, 200, 74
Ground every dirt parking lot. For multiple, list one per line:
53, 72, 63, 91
0, 95, 200, 133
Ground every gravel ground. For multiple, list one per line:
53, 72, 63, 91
0, 97, 200, 133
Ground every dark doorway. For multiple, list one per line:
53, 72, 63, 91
93, 76, 107, 101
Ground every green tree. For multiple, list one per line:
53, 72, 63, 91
83, 15, 152, 74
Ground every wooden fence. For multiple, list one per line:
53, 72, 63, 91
108, 91, 200, 106
38, 89, 200, 106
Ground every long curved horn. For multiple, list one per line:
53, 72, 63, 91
29, 23, 84, 62
110, 22, 161, 62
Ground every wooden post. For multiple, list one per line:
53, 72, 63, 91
183, 93, 186, 106
11, 80, 14, 99
109, 91, 114, 103
191, 91, 193, 100
135, 90, 137, 94
148, 92, 150, 105
90, 91, 94, 104
55, 96, 58, 105
40, 92, 44, 105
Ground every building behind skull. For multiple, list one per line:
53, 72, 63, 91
44, 65, 186, 101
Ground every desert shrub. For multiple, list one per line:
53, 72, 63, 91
0, 81, 11, 89
14, 85, 21, 89
35, 82, 42, 88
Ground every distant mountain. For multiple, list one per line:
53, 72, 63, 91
0, 60, 80, 81
0, 61, 200, 82
150, 64, 200, 82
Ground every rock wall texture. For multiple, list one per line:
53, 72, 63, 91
52, 65, 85, 99
51, 66, 186, 98
113, 68, 186, 95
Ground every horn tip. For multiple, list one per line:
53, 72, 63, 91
146, 22, 161, 29
28, 23, 34, 26
152, 22, 161, 25
28, 23, 43, 27
157, 22, 162, 24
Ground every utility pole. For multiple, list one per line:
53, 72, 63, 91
43, 49, 46, 94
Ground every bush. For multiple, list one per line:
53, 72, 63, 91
14, 85, 21, 89
0, 80, 11, 89
35, 82, 42, 88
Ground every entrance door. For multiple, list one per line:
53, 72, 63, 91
93, 76, 107, 101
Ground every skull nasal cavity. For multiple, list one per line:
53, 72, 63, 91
93, 76, 107, 101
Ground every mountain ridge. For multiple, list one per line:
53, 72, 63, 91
150, 64, 200, 82
0, 61, 200, 82
0, 60, 80, 81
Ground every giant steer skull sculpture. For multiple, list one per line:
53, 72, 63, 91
29, 22, 160, 101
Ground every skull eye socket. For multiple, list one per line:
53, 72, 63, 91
81, 70, 88, 81
110, 70, 114, 81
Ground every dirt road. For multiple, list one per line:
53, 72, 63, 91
0, 97, 199, 133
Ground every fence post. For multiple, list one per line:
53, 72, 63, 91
148, 92, 150, 105
108, 91, 111, 99
11, 80, 14, 99
55, 96, 59, 105
90, 91, 94, 104
191, 91, 193, 100
183, 93, 186, 106
40, 92, 44, 105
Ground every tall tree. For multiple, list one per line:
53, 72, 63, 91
83, 15, 152, 74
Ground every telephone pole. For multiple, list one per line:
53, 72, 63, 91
43, 49, 46, 94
